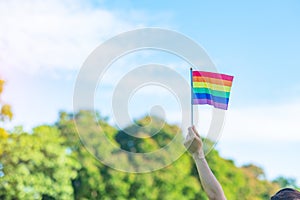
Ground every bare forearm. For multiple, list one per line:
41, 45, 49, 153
184, 126, 226, 199
193, 152, 226, 200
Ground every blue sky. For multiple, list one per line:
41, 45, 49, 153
1, 0, 300, 184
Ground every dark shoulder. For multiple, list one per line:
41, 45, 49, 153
271, 188, 300, 200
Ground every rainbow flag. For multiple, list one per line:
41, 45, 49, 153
191, 70, 234, 110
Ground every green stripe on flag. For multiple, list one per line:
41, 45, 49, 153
193, 88, 230, 98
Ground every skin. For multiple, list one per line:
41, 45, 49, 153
184, 126, 226, 200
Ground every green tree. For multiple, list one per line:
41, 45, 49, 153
0, 126, 79, 199
0, 109, 287, 199
57, 110, 115, 200
0, 79, 12, 139
273, 176, 299, 188
0, 79, 13, 122
59, 111, 281, 200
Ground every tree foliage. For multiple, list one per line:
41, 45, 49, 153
0, 79, 12, 139
0, 79, 13, 121
0, 110, 297, 199
273, 176, 299, 189
0, 126, 79, 199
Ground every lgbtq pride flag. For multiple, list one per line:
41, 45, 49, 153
191, 69, 234, 110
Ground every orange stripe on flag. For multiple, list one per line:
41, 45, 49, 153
192, 76, 233, 87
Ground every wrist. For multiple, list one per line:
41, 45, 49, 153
192, 149, 205, 159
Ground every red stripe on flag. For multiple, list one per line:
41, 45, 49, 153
192, 71, 234, 81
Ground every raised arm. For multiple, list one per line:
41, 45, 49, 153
184, 126, 226, 200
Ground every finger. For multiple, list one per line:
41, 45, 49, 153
185, 132, 194, 143
188, 127, 199, 141
188, 127, 196, 136
184, 138, 193, 148
192, 125, 201, 138
184, 136, 196, 149
187, 127, 194, 138
185, 129, 195, 142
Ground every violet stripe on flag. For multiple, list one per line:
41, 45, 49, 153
193, 99, 228, 110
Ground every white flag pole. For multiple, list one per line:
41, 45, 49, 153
190, 67, 194, 126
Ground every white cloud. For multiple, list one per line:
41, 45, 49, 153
0, 0, 144, 74
217, 100, 300, 186
223, 100, 300, 141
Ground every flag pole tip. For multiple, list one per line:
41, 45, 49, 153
190, 67, 193, 70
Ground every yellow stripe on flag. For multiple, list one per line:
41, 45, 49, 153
193, 82, 232, 92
